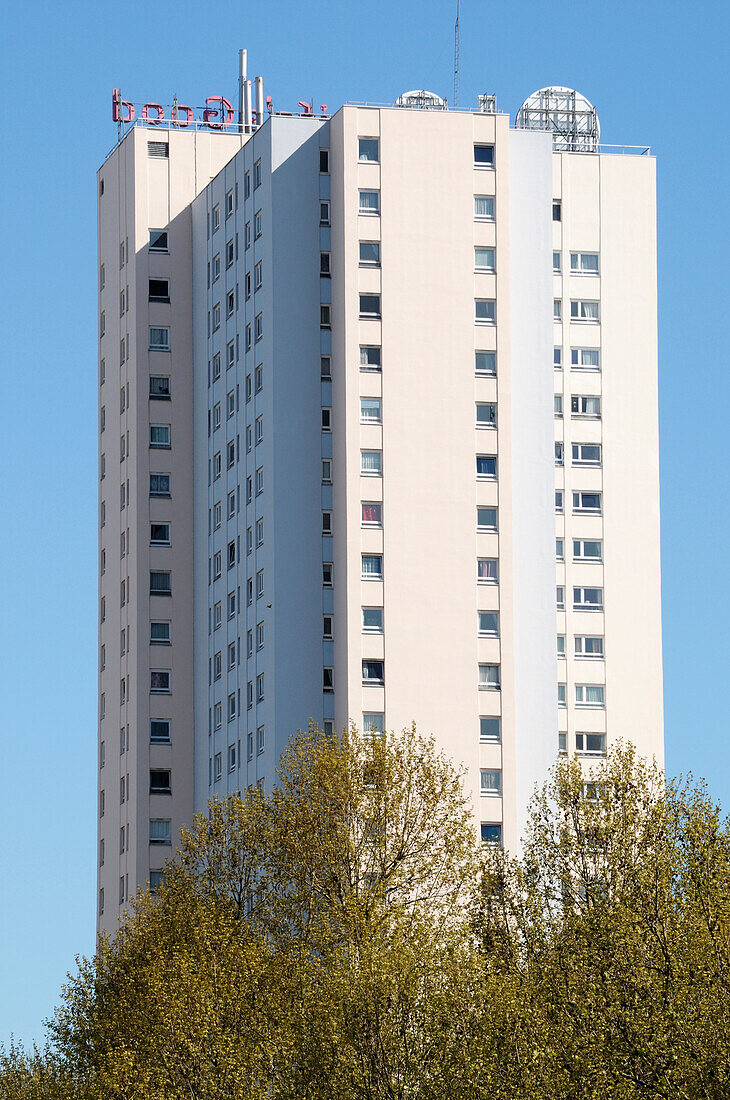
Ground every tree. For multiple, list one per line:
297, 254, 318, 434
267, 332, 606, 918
477, 743, 730, 1099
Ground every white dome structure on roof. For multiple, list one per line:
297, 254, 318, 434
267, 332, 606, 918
395, 89, 447, 110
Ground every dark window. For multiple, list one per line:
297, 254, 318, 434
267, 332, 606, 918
149, 229, 169, 252
319, 149, 329, 173
481, 823, 502, 845
553, 201, 562, 222
149, 376, 171, 399
150, 769, 171, 793
150, 571, 171, 596
150, 720, 171, 743
149, 278, 170, 302
474, 145, 495, 167
359, 294, 381, 318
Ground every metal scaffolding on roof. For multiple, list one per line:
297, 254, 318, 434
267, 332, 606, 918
515, 87, 600, 152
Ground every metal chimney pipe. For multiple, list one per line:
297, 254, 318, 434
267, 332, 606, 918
238, 49, 247, 130
255, 77, 264, 129
244, 79, 252, 134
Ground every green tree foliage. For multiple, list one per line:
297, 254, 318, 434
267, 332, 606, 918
3, 732, 730, 1099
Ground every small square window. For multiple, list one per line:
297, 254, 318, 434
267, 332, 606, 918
475, 299, 496, 324
358, 190, 380, 215
474, 145, 495, 168
359, 241, 380, 267
358, 137, 379, 162
475, 351, 496, 375
360, 346, 381, 371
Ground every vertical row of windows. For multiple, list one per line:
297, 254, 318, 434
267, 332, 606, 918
554, 199, 605, 760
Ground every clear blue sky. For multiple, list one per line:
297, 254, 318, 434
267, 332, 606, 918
0, 0, 727, 1049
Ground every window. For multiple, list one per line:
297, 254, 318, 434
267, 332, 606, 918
361, 502, 382, 527
362, 554, 383, 580
558, 683, 566, 706
575, 635, 604, 658
474, 195, 495, 221
150, 670, 171, 694
475, 299, 496, 324
150, 621, 170, 645
571, 347, 600, 370
320, 252, 331, 276
254, 259, 263, 290
150, 424, 170, 449
476, 455, 497, 480
255, 467, 264, 494
570, 299, 600, 322
362, 660, 384, 685
553, 299, 562, 321
214, 703, 222, 730
225, 239, 234, 269
359, 241, 380, 267
572, 491, 602, 514
150, 523, 170, 546
228, 591, 236, 618
150, 769, 171, 794
554, 396, 563, 418
323, 562, 334, 587
245, 222, 251, 249
150, 474, 170, 497
256, 725, 265, 754
557, 634, 566, 657
319, 149, 330, 173
150, 819, 171, 845
226, 290, 234, 318
149, 326, 170, 350
477, 558, 498, 583
320, 304, 331, 328
227, 743, 237, 773
150, 719, 170, 743
362, 607, 383, 633
254, 211, 262, 238
481, 823, 502, 845
323, 667, 334, 693
213, 552, 222, 580
555, 442, 564, 465
99, 789, 105, 818
474, 247, 496, 272
212, 204, 220, 232
478, 611, 499, 637
475, 351, 496, 375
477, 507, 498, 532
320, 200, 331, 226
478, 664, 500, 690
254, 160, 262, 189
363, 712, 384, 736
322, 511, 332, 534
570, 252, 599, 274
213, 304, 221, 331
150, 570, 171, 595
573, 539, 603, 561
553, 251, 562, 273
228, 389, 237, 416
479, 717, 501, 743
256, 570, 264, 597
213, 352, 222, 381
360, 346, 381, 371
572, 442, 602, 466
321, 458, 332, 484
149, 229, 168, 252
321, 408, 332, 432
554, 347, 562, 368
556, 586, 565, 610
360, 397, 381, 422
214, 601, 222, 628
480, 769, 502, 795
476, 403, 497, 428
212, 254, 221, 282
474, 144, 495, 167
575, 684, 605, 708
149, 277, 169, 303
552, 201, 561, 222
576, 732, 606, 755
573, 587, 604, 611
149, 870, 166, 895
361, 450, 382, 475
359, 294, 381, 318
256, 518, 264, 546
358, 137, 379, 162
359, 190, 380, 215
214, 752, 223, 780
556, 538, 564, 561
571, 395, 601, 418
256, 675, 264, 703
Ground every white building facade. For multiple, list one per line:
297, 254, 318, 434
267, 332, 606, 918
97, 84, 663, 934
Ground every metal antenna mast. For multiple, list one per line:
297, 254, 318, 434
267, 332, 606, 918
453, 0, 460, 108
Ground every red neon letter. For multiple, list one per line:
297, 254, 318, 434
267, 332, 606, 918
203, 96, 234, 129
112, 89, 135, 123
171, 104, 193, 126
142, 103, 165, 124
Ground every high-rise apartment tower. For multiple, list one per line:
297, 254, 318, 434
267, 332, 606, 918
97, 76, 662, 934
